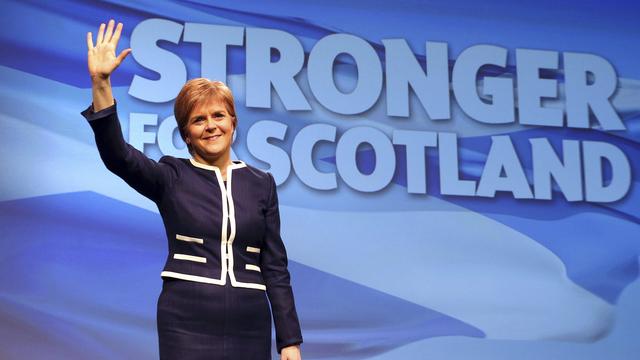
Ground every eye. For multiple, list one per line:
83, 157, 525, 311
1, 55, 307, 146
193, 116, 204, 123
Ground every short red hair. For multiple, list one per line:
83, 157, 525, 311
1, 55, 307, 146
174, 78, 237, 154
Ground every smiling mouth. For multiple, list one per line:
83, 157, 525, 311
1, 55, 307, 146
203, 135, 221, 141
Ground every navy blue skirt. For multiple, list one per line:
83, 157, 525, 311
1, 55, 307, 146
157, 278, 272, 359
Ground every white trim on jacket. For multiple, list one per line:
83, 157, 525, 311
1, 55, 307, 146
161, 158, 266, 291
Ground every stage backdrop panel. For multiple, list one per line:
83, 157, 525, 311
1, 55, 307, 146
0, 0, 638, 359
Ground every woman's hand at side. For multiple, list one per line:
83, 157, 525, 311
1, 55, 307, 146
86, 19, 131, 112
280, 344, 301, 360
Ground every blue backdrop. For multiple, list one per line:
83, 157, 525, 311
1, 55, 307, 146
1, 0, 639, 359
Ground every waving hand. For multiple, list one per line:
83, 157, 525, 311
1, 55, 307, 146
87, 19, 131, 80
86, 19, 130, 111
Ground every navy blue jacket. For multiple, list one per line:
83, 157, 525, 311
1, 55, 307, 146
81, 102, 303, 352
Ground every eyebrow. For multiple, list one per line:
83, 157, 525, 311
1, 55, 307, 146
190, 110, 228, 121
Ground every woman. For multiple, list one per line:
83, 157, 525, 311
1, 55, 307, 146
82, 19, 303, 360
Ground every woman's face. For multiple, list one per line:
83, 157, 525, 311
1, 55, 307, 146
185, 97, 235, 165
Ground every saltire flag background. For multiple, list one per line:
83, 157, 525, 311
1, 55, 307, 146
0, 0, 639, 359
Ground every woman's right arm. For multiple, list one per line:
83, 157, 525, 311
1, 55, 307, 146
83, 20, 178, 202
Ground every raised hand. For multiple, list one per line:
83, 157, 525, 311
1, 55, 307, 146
87, 20, 131, 111
87, 19, 131, 80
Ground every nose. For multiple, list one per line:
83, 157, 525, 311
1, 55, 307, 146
204, 116, 216, 131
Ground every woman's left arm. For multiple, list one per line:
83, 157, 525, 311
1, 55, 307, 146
260, 172, 303, 357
